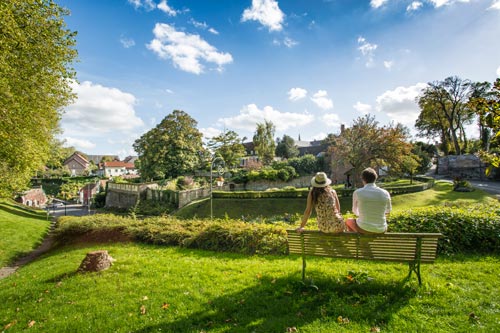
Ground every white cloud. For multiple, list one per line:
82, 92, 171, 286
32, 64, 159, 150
384, 60, 394, 70
353, 101, 373, 114
157, 0, 178, 16
120, 37, 135, 48
358, 36, 378, 67
200, 127, 222, 141
407, 1, 423, 12
322, 113, 342, 128
208, 28, 219, 35
218, 104, 314, 132
241, 0, 285, 32
370, 0, 389, 9
311, 90, 333, 110
190, 19, 208, 29
147, 23, 233, 74
491, 0, 500, 10
64, 137, 96, 150
288, 87, 307, 101
375, 83, 427, 126
428, 0, 471, 8
284, 37, 299, 48
62, 81, 144, 134
128, 0, 155, 11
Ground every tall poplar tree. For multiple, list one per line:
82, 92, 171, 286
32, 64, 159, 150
253, 121, 276, 165
0, 0, 77, 196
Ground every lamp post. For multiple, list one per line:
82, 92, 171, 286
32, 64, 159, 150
210, 156, 225, 220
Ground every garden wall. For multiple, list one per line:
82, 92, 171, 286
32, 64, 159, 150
437, 154, 488, 180
230, 175, 312, 191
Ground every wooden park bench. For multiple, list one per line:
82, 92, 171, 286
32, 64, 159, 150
287, 230, 442, 285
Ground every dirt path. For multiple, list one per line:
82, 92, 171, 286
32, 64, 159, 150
0, 220, 57, 280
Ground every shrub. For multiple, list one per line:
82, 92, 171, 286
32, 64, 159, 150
389, 203, 500, 255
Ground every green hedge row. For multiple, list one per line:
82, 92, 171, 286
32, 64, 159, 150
54, 201, 499, 256
340, 178, 435, 197
213, 189, 309, 199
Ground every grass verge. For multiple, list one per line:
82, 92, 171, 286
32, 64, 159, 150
0, 199, 51, 266
0, 243, 498, 332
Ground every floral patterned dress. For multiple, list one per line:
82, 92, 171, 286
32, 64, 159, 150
315, 188, 345, 233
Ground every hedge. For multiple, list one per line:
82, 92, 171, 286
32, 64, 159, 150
54, 201, 500, 256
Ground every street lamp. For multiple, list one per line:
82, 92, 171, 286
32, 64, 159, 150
210, 156, 225, 220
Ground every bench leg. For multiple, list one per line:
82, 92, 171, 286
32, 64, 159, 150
301, 233, 306, 282
407, 261, 422, 286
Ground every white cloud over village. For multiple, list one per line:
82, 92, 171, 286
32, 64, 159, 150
241, 0, 285, 32
147, 23, 233, 74
288, 87, 307, 101
375, 83, 427, 126
218, 104, 314, 133
353, 102, 373, 114
310, 90, 334, 110
61, 81, 144, 151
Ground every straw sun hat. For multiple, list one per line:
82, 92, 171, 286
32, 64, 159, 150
311, 172, 332, 188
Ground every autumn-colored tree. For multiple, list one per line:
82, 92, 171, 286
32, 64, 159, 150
253, 121, 276, 165
133, 110, 203, 180
0, 0, 77, 196
328, 114, 412, 185
207, 130, 246, 168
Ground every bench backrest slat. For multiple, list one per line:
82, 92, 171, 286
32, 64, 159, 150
287, 231, 441, 263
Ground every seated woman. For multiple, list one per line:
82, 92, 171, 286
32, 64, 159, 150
296, 172, 345, 233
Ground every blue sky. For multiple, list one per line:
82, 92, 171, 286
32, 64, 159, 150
55, 0, 500, 158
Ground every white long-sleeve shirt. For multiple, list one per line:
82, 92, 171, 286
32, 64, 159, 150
352, 183, 391, 233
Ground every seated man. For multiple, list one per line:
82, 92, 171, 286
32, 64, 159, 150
346, 167, 391, 233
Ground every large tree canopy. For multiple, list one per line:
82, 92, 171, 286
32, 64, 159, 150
275, 134, 299, 159
133, 110, 203, 180
0, 0, 77, 197
416, 76, 476, 155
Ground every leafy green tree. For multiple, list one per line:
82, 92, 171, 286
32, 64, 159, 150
399, 155, 421, 184
416, 76, 476, 155
287, 154, 319, 176
328, 114, 412, 185
253, 121, 276, 165
0, 0, 77, 196
133, 110, 203, 180
469, 78, 500, 175
207, 130, 246, 168
275, 134, 299, 159
412, 141, 437, 174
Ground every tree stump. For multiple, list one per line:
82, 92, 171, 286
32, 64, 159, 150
78, 250, 114, 273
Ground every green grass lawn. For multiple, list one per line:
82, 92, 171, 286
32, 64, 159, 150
0, 200, 51, 266
175, 181, 498, 219
0, 243, 498, 332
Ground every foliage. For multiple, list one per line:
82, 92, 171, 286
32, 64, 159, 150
54, 215, 289, 255
253, 120, 276, 165
275, 134, 299, 159
389, 203, 500, 255
207, 130, 246, 168
0, 0, 78, 197
327, 114, 412, 185
287, 154, 320, 175
469, 78, 500, 175
133, 110, 203, 181
411, 141, 437, 174
416, 76, 476, 155
213, 188, 309, 199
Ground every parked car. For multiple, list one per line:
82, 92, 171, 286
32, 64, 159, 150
47, 202, 64, 209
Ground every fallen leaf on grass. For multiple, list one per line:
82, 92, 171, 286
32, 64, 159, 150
4, 320, 17, 330
142, 296, 149, 301
161, 303, 170, 310
140, 305, 146, 315
370, 326, 381, 332
286, 327, 298, 332
27, 320, 36, 328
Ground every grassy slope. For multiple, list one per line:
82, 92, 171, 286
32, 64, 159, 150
175, 181, 498, 219
0, 243, 498, 332
0, 199, 51, 266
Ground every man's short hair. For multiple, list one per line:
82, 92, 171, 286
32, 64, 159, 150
361, 168, 377, 183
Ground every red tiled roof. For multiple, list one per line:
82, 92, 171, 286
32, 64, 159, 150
104, 161, 135, 168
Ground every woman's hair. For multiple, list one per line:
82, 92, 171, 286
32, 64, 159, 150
311, 186, 330, 205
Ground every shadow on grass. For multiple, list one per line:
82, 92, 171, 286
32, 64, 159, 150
133, 274, 416, 332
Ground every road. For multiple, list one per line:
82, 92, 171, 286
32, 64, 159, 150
47, 204, 96, 217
